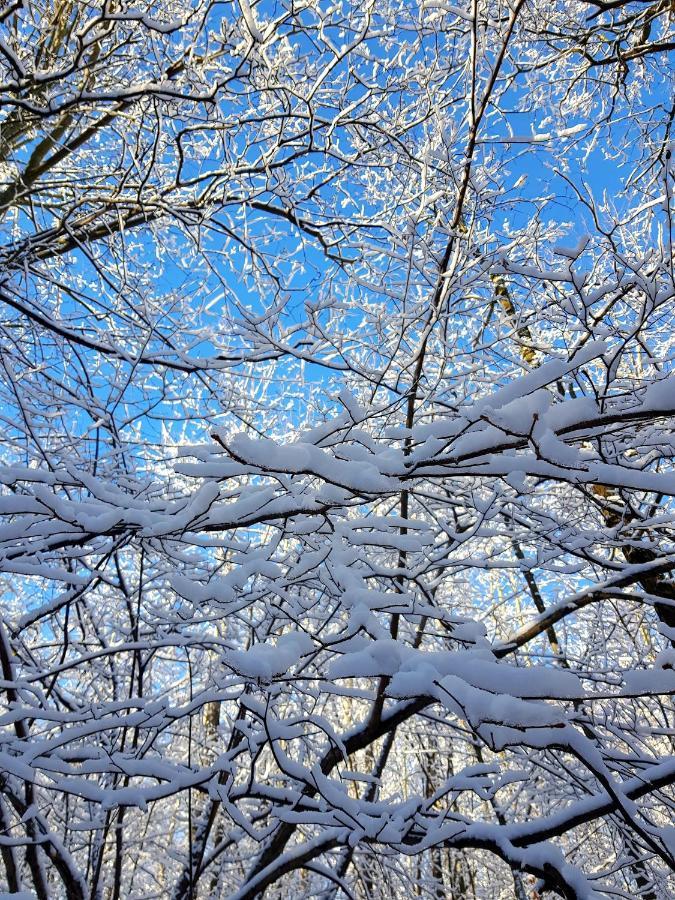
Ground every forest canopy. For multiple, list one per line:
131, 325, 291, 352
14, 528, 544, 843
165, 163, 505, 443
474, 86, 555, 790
0, 0, 674, 898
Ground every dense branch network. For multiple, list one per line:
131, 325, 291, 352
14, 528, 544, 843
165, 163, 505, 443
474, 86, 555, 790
0, 0, 673, 898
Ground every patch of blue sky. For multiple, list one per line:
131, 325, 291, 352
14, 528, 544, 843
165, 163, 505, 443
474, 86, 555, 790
483, 58, 674, 243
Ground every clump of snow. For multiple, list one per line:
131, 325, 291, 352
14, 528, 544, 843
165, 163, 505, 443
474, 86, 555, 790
227, 631, 314, 680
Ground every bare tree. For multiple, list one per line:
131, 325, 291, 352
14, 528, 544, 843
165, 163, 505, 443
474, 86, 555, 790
0, 1, 674, 898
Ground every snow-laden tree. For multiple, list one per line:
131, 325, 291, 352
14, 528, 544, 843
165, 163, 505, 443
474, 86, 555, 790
0, 0, 674, 898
